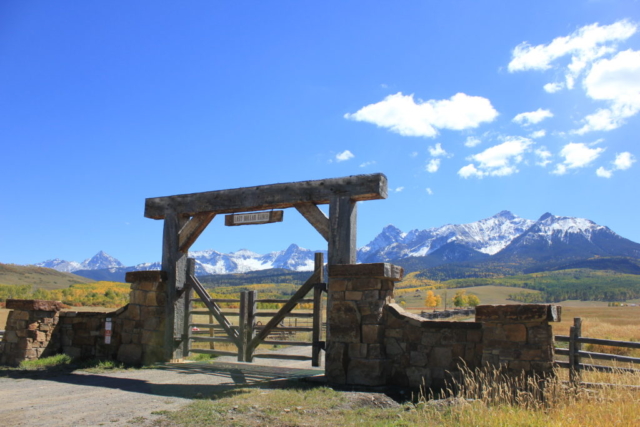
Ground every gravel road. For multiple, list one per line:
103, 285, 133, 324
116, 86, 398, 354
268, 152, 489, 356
0, 348, 323, 426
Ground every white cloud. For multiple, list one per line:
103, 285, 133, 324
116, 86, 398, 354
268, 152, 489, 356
575, 49, 640, 134
513, 108, 553, 126
359, 160, 376, 168
428, 143, 448, 157
336, 150, 354, 162
596, 151, 636, 178
410, 151, 418, 158
535, 147, 552, 167
553, 142, 605, 174
530, 129, 547, 139
458, 164, 484, 179
613, 152, 635, 170
344, 92, 498, 138
596, 166, 613, 178
544, 82, 564, 93
464, 136, 481, 147
426, 187, 433, 195
461, 136, 533, 178
426, 158, 440, 173
508, 20, 637, 83
394, 186, 404, 192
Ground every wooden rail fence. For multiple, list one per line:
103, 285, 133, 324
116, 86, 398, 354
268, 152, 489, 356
554, 317, 640, 386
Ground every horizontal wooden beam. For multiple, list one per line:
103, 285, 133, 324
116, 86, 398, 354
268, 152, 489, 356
145, 173, 388, 219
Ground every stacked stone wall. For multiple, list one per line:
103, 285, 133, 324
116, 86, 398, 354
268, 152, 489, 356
476, 304, 560, 375
0, 300, 63, 366
385, 304, 483, 388
326, 263, 561, 390
0, 271, 167, 366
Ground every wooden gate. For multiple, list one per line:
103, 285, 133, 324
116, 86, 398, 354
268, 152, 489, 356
184, 253, 326, 366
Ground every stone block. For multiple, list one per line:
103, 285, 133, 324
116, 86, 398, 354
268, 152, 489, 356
345, 291, 363, 301
328, 301, 361, 343
143, 316, 162, 331
330, 291, 345, 302
527, 325, 552, 345
117, 344, 142, 365
430, 347, 452, 368
482, 326, 506, 342
362, 324, 383, 344
476, 304, 559, 322
348, 278, 382, 291
385, 328, 403, 338
504, 324, 527, 342
125, 270, 165, 284
64, 346, 82, 358
467, 329, 483, 343
403, 327, 422, 343
362, 290, 380, 301
6, 300, 63, 312
4, 330, 18, 343
141, 306, 164, 319
325, 342, 348, 384
329, 263, 404, 282
384, 337, 404, 356
11, 310, 30, 320
127, 305, 141, 322
328, 280, 347, 292
368, 344, 385, 358
509, 360, 531, 371
410, 350, 428, 367
145, 292, 159, 307
141, 331, 164, 346
349, 343, 368, 358
346, 358, 387, 386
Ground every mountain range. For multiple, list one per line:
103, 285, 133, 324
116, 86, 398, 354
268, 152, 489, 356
33, 211, 640, 282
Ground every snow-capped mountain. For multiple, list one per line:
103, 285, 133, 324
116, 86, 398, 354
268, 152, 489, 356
32, 211, 640, 280
358, 210, 534, 263
496, 213, 640, 261
37, 250, 123, 272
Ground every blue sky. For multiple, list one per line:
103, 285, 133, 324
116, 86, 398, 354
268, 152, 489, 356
2, 1, 639, 266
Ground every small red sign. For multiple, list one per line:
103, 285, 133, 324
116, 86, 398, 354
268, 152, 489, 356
104, 330, 112, 336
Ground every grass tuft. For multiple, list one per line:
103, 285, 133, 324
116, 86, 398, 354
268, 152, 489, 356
18, 354, 72, 369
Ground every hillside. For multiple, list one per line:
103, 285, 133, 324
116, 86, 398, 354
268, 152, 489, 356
0, 263, 94, 289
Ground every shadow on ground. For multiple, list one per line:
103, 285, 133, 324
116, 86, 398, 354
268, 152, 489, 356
0, 361, 326, 400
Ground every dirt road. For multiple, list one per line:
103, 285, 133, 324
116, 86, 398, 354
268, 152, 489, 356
0, 349, 323, 426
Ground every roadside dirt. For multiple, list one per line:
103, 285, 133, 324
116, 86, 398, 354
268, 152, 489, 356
0, 347, 323, 426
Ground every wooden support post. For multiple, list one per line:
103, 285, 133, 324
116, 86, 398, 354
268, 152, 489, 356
328, 195, 357, 265
183, 276, 193, 358
312, 253, 325, 367
162, 210, 189, 362
238, 291, 248, 362
245, 290, 257, 362
209, 314, 215, 350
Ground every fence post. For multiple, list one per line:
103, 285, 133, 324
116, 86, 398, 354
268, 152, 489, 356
209, 314, 215, 350
238, 291, 248, 362
312, 252, 325, 367
569, 317, 582, 385
245, 290, 257, 362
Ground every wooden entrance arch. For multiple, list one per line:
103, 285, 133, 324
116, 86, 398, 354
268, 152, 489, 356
144, 173, 388, 361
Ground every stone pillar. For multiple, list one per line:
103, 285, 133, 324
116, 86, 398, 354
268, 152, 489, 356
120, 271, 167, 365
476, 304, 561, 375
326, 263, 403, 386
0, 300, 63, 366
